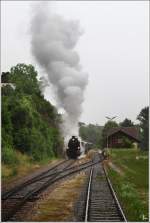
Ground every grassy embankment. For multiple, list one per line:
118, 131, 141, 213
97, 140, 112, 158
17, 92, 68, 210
2, 150, 60, 185
105, 148, 148, 221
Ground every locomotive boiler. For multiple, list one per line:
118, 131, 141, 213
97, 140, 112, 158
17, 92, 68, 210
66, 136, 81, 159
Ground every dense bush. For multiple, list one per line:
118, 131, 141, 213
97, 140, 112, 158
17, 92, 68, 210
2, 64, 64, 164
122, 136, 133, 148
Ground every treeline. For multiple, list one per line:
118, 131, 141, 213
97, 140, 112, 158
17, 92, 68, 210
79, 109, 149, 150
79, 123, 103, 147
2, 64, 64, 165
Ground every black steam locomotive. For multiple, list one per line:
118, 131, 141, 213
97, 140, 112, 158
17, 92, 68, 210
66, 136, 81, 159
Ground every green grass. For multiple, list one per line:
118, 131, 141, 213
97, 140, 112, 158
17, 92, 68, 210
106, 148, 149, 221
2, 150, 60, 184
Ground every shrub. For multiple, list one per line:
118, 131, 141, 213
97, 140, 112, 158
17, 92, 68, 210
2, 145, 19, 165
122, 136, 133, 148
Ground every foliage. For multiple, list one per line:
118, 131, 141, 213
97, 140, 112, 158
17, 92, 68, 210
121, 136, 133, 148
107, 149, 148, 221
101, 120, 118, 148
120, 118, 134, 127
137, 106, 149, 150
113, 136, 133, 148
2, 63, 64, 165
2, 144, 19, 165
2, 149, 59, 181
1, 72, 11, 83
9, 64, 40, 95
79, 123, 103, 147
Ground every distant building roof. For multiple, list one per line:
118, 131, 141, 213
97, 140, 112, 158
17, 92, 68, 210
107, 127, 140, 142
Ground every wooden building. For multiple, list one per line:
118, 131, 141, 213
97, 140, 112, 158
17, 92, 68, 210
106, 127, 140, 148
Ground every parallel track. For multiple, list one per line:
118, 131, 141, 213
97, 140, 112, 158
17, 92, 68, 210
2, 160, 75, 221
2, 159, 68, 200
2, 156, 102, 221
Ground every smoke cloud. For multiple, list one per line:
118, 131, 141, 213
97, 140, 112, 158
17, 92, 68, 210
30, 2, 88, 141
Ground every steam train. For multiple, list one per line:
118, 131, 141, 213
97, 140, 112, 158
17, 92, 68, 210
66, 136, 81, 159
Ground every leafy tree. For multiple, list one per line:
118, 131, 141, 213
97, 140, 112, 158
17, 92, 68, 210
120, 118, 134, 127
1, 72, 11, 83
1, 63, 64, 164
79, 123, 103, 147
1, 95, 14, 148
122, 136, 133, 148
1, 85, 15, 96
10, 64, 40, 95
101, 120, 118, 148
137, 106, 149, 150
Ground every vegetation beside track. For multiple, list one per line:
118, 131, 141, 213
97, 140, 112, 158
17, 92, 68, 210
105, 148, 148, 222
2, 150, 61, 185
2, 64, 64, 163
2, 64, 64, 183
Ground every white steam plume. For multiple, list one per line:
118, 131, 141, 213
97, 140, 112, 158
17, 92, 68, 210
30, 3, 88, 141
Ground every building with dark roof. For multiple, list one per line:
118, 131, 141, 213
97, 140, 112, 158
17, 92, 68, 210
106, 127, 140, 148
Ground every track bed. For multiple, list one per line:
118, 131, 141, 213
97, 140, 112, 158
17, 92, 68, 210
2, 155, 102, 221
76, 155, 126, 222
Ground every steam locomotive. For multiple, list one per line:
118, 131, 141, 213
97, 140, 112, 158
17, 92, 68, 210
66, 136, 81, 159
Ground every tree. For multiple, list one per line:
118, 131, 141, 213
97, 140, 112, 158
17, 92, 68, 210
1, 72, 11, 83
101, 120, 118, 148
10, 63, 40, 95
1, 85, 15, 96
120, 118, 134, 127
79, 123, 103, 147
121, 136, 133, 148
137, 106, 149, 150
2, 63, 64, 164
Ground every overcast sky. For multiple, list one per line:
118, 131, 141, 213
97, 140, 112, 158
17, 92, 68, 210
1, 1, 149, 125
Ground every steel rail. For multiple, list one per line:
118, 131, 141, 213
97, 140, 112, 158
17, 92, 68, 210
2, 159, 69, 200
82, 159, 127, 222
30, 159, 102, 198
2, 160, 93, 201
2, 158, 102, 221
30, 159, 93, 182
2, 160, 75, 222
103, 166, 127, 222
84, 167, 93, 222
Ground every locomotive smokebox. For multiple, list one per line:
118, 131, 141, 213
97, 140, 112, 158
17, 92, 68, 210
66, 136, 81, 159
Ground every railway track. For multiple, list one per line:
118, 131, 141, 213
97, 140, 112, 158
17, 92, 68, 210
2, 155, 103, 221
2, 159, 95, 201
2, 159, 75, 221
77, 155, 127, 222
2, 159, 69, 200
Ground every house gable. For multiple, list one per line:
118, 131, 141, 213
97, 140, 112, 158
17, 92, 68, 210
107, 127, 140, 148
